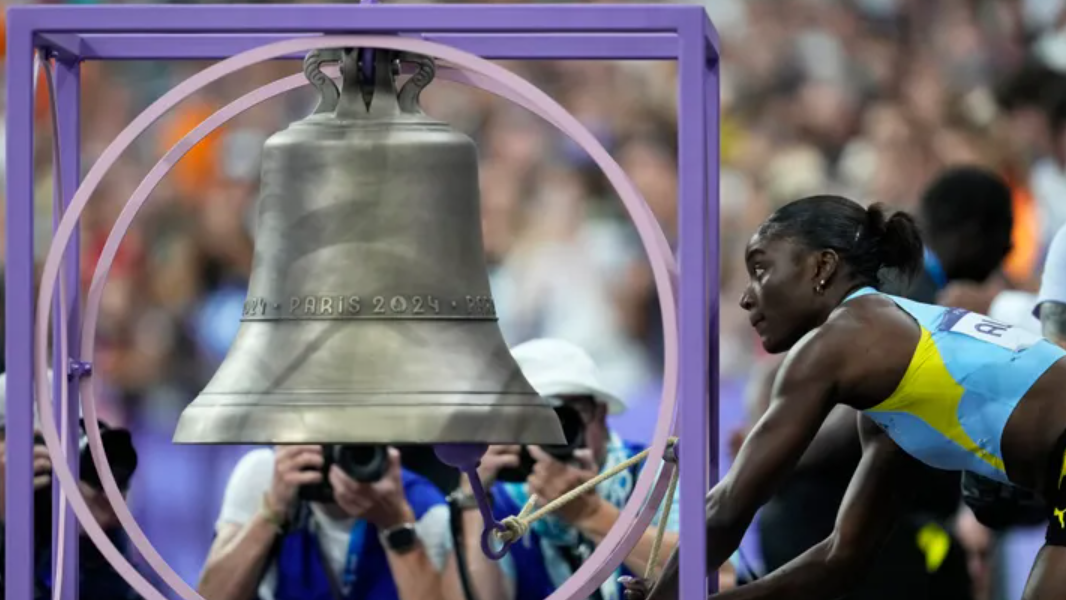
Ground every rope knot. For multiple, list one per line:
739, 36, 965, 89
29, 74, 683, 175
495, 516, 529, 543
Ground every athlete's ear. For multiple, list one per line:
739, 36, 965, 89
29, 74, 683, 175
812, 249, 840, 291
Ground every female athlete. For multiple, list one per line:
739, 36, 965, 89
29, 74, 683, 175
622, 195, 1066, 600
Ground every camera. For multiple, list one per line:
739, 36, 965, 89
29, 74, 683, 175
298, 444, 389, 503
496, 404, 586, 483
33, 419, 139, 491
34, 420, 138, 543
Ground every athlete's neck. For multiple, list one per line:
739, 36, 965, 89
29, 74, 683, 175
809, 282, 872, 329
830, 282, 873, 309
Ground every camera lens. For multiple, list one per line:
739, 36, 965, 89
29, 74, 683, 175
334, 444, 388, 483
80, 428, 138, 492
496, 405, 587, 483
542, 405, 585, 461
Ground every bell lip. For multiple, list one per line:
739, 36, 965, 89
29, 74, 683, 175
171, 401, 567, 446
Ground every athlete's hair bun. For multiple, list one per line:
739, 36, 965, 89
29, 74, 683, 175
865, 203, 923, 280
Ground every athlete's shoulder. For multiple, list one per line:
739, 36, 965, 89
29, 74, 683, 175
777, 315, 867, 387
816, 292, 902, 349
788, 291, 921, 394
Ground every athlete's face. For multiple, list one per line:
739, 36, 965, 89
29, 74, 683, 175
740, 233, 825, 354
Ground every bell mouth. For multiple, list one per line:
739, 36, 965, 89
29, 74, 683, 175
172, 395, 566, 446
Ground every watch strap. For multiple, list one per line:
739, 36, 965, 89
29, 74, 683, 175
447, 489, 491, 511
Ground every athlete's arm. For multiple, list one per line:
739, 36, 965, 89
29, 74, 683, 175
794, 405, 862, 473
645, 328, 845, 600
745, 357, 861, 475
709, 416, 918, 600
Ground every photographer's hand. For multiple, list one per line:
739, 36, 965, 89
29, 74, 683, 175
529, 444, 681, 577
267, 445, 324, 518
458, 445, 520, 493
33, 438, 53, 490
330, 447, 414, 530
79, 481, 123, 530
527, 445, 602, 525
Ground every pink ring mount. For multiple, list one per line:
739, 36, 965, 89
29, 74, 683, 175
34, 34, 682, 600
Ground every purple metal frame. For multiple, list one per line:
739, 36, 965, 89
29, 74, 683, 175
4, 4, 720, 600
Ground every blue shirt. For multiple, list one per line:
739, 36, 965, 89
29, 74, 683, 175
270, 469, 447, 600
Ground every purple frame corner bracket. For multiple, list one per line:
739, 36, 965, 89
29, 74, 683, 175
4, 5, 721, 600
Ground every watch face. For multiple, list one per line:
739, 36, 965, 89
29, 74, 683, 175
385, 525, 417, 552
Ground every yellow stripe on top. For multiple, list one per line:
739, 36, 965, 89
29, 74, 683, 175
867, 326, 1006, 473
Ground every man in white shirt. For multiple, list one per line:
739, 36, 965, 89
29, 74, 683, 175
198, 444, 459, 600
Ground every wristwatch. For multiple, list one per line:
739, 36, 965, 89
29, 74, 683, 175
447, 489, 491, 511
379, 523, 418, 555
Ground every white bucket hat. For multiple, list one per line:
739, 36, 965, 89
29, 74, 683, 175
510, 338, 626, 415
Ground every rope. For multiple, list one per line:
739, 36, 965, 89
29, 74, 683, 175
643, 461, 679, 580
493, 437, 680, 568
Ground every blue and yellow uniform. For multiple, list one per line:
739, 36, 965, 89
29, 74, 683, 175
844, 287, 1066, 543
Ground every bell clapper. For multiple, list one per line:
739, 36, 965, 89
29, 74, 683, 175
433, 444, 517, 560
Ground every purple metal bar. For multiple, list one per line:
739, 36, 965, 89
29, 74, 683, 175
5, 5, 722, 600
35, 33, 680, 61
36, 33, 81, 62
678, 16, 712, 600
5, 22, 38, 600
12, 4, 694, 34
705, 40, 722, 597
52, 57, 83, 600
358, 0, 377, 81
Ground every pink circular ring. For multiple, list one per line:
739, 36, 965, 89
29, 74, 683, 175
33, 35, 681, 600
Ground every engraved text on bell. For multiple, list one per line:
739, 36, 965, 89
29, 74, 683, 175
241, 294, 498, 320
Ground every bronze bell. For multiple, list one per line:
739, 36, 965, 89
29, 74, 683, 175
173, 48, 565, 447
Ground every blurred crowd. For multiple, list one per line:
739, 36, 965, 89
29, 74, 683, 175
3, 0, 1066, 599
4, 0, 1066, 420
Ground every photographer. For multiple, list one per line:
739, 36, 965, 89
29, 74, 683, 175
198, 444, 459, 600
0, 372, 141, 600
451, 338, 680, 600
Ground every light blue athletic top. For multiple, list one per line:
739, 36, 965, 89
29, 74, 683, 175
846, 287, 1066, 484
